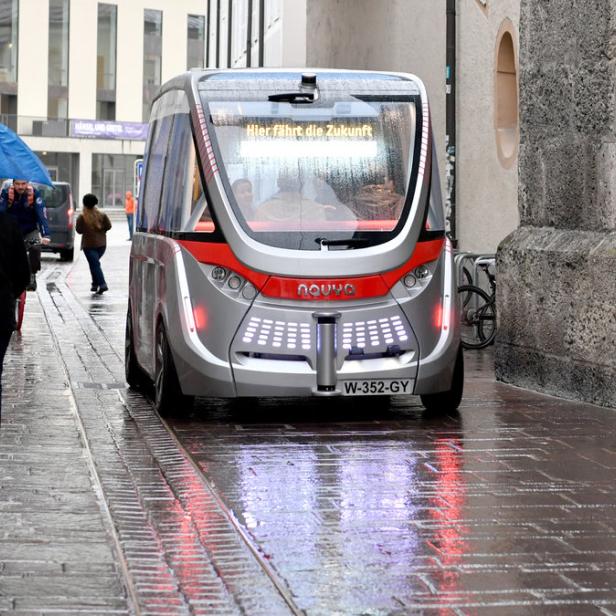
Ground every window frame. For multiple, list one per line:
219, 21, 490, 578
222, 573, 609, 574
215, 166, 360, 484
136, 89, 222, 241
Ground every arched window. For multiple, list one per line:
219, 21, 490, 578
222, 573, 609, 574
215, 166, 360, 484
495, 23, 519, 167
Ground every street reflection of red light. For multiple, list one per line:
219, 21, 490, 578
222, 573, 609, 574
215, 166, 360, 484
193, 305, 208, 331
428, 438, 467, 605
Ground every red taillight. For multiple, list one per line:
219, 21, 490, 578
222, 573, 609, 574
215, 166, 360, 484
192, 305, 208, 331
67, 206, 74, 230
434, 303, 443, 329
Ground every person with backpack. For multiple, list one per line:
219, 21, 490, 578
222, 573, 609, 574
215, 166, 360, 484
0, 210, 30, 419
75, 193, 112, 294
0, 179, 50, 291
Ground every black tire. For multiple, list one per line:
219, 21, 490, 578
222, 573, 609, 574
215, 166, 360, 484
478, 301, 497, 347
458, 268, 475, 309
125, 305, 148, 390
461, 266, 473, 286
59, 247, 74, 262
154, 322, 194, 416
458, 285, 496, 350
420, 346, 464, 412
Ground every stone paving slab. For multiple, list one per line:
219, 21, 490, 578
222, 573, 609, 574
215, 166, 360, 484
0, 300, 131, 615
5, 230, 616, 615
27, 259, 295, 615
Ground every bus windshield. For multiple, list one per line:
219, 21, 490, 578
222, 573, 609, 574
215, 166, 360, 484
205, 97, 418, 251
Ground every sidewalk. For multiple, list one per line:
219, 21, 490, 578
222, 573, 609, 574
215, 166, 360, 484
0, 246, 294, 615
0, 292, 131, 614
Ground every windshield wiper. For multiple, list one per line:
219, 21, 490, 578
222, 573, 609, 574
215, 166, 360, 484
316, 237, 371, 249
268, 92, 315, 104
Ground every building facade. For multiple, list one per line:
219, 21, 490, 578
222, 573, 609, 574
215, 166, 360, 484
1, 0, 520, 241
0, 0, 206, 205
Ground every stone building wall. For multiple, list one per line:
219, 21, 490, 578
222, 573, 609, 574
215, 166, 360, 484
496, 0, 616, 405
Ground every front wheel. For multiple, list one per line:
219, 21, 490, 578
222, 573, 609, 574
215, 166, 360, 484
154, 322, 194, 416
125, 305, 148, 390
420, 347, 464, 412
458, 285, 496, 350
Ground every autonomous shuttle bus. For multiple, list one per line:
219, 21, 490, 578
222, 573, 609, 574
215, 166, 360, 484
126, 69, 463, 414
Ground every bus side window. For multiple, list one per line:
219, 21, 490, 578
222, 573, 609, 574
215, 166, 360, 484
158, 112, 193, 232
426, 144, 446, 232
185, 162, 215, 233
140, 115, 173, 233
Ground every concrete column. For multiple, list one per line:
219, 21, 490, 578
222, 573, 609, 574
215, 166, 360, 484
68, 0, 97, 120
496, 0, 616, 406
280, 0, 306, 67
116, 1, 143, 122
79, 148, 92, 199
18, 0, 49, 118
161, 6, 187, 80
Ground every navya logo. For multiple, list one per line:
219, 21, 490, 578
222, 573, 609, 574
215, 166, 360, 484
297, 283, 356, 298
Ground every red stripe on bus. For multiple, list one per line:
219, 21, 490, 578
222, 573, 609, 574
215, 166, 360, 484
177, 238, 444, 300
178, 241, 270, 289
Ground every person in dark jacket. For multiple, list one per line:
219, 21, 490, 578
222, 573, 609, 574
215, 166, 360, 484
0, 211, 30, 419
75, 193, 112, 294
0, 179, 50, 291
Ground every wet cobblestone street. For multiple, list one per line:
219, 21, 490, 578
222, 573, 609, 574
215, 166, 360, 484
2, 219, 616, 614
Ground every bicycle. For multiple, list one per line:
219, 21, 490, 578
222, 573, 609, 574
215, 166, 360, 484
458, 259, 496, 350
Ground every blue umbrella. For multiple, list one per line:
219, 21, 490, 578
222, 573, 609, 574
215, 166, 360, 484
0, 123, 53, 186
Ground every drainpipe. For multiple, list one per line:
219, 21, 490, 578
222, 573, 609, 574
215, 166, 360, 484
446, 0, 457, 247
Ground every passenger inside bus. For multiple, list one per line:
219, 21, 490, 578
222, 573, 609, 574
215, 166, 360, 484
255, 171, 331, 222
231, 178, 254, 220
353, 175, 405, 221
311, 172, 357, 223
188, 164, 214, 232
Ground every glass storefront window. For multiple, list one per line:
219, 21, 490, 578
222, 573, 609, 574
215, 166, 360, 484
143, 9, 162, 121
97, 3, 117, 120
187, 14, 205, 70
92, 154, 139, 208
48, 0, 70, 120
0, 0, 18, 126
35, 152, 79, 196
0, 0, 17, 84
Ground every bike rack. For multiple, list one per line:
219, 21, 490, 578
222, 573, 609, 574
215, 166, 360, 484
454, 251, 495, 287
454, 251, 497, 350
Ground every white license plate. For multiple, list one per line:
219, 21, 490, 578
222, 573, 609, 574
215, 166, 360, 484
341, 379, 413, 396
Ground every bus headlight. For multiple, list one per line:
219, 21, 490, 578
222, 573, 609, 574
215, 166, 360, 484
211, 266, 227, 281
202, 264, 259, 303
399, 259, 439, 297
228, 275, 242, 290
242, 283, 257, 300
403, 274, 416, 289
414, 264, 430, 280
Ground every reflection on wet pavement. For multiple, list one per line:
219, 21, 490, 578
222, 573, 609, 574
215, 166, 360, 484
166, 355, 616, 613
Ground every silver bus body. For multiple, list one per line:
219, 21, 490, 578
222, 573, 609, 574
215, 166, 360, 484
127, 69, 462, 408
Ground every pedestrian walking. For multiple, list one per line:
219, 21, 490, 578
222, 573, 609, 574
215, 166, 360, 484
125, 190, 135, 240
76, 193, 112, 295
0, 211, 30, 419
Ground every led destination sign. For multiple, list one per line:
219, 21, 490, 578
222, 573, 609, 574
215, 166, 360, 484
245, 123, 375, 139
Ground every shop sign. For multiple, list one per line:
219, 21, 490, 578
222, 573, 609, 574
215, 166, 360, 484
69, 120, 149, 141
